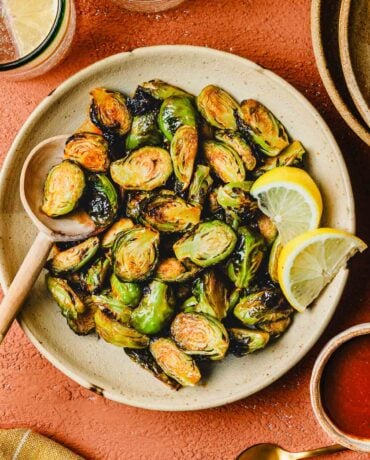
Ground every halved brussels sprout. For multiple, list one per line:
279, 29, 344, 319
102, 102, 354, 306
91, 292, 132, 324
180, 296, 198, 312
192, 270, 229, 320
126, 191, 152, 220
142, 79, 193, 100
268, 236, 282, 282
75, 118, 103, 135
110, 273, 142, 307
89, 87, 131, 136
110, 147, 173, 191
124, 348, 181, 390
254, 140, 306, 177
228, 328, 270, 356
64, 133, 109, 173
215, 130, 256, 171
259, 317, 292, 336
171, 312, 229, 360
204, 141, 245, 183
71, 256, 110, 294
240, 99, 289, 157
126, 86, 162, 116
188, 165, 213, 206
149, 338, 201, 386
173, 220, 237, 267
207, 187, 223, 215
42, 161, 85, 217
125, 111, 162, 151
46, 274, 85, 319
95, 309, 149, 348
154, 258, 200, 283
47, 237, 100, 275
227, 227, 265, 289
139, 192, 201, 233
216, 181, 257, 217
101, 218, 134, 248
158, 96, 197, 141
131, 280, 175, 335
234, 289, 293, 326
85, 174, 118, 227
112, 226, 159, 281
67, 301, 97, 335
197, 85, 240, 130
257, 214, 277, 245
170, 125, 198, 192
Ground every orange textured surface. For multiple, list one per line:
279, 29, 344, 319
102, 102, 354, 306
0, 1, 370, 459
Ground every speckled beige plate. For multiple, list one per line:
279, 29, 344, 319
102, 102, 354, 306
0, 46, 355, 411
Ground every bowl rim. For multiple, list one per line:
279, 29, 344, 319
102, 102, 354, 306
0, 45, 356, 410
310, 323, 370, 452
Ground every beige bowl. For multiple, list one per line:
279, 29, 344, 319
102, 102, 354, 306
310, 324, 370, 452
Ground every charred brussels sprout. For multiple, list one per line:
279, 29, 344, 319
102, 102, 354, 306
257, 214, 277, 245
158, 96, 197, 141
188, 165, 213, 206
259, 317, 292, 337
268, 236, 282, 282
215, 130, 256, 171
254, 140, 306, 177
125, 111, 162, 151
217, 181, 257, 218
150, 338, 201, 386
139, 192, 201, 233
192, 270, 229, 320
110, 273, 142, 307
47, 237, 100, 275
91, 292, 132, 324
154, 258, 200, 283
95, 309, 149, 348
89, 87, 131, 136
126, 191, 152, 220
240, 99, 289, 157
72, 256, 110, 294
197, 85, 240, 130
227, 227, 265, 289
171, 312, 229, 360
101, 218, 134, 248
142, 79, 193, 100
64, 132, 109, 173
42, 161, 85, 217
112, 226, 159, 282
86, 174, 118, 227
173, 220, 237, 267
170, 125, 198, 191
67, 303, 97, 336
110, 147, 172, 191
46, 275, 85, 319
204, 141, 245, 183
228, 328, 270, 356
131, 280, 175, 335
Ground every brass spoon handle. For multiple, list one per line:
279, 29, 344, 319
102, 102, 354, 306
294, 444, 347, 459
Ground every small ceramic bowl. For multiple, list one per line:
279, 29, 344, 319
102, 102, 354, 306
310, 323, 370, 452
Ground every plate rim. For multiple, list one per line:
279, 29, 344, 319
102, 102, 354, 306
0, 45, 355, 410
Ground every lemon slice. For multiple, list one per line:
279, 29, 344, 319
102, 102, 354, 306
250, 167, 323, 245
278, 228, 367, 312
2, 0, 58, 57
268, 236, 283, 282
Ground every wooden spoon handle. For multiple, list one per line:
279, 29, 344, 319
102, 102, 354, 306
294, 444, 347, 459
0, 232, 53, 344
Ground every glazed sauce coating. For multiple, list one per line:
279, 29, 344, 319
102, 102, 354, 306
321, 335, 370, 439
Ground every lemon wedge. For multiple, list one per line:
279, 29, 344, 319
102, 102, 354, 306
278, 228, 367, 312
250, 167, 323, 245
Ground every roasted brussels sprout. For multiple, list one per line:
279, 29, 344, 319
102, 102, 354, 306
126, 191, 152, 220
101, 218, 134, 248
112, 226, 159, 281
142, 79, 193, 100
46, 275, 85, 319
227, 227, 265, 289
110, 273, 142, 307
154, 258, 200, 283
67, 304, 97, 335
234, 289, 293, 326
171, 312, 229, 360
258, 317, 292, 337
85, 174, 118, 227
170, 125, 198, 191
139, 192, 201, 233
64, 132, 109, 173
131, 280, 175, 335
126, 86, 161, 116
240, 99, 289, 157
216, 181, 257, 217
125, 111, 162, 151
181, 295, 198, 311
215, 130, 256, 171
90, 87, 131, 136
42, 161, 85, 217
228, 328, 270, 356
95, 309, 149, 348
254, 140, 306, 177
150, 338, 201, 386
47, 237, 100, 275
158, 96, 197, 141
207, 187, 223, 215
173, 220, 237, 267
110, 147, 173, 191
257, 214, 277, 245
268, 236, 282, 282
192, 270, 229, 320
197, 85, 240, 130
188, 164, 213, 206
91, 292, 132, 324
204, 141, 245, 183
71, 256, 110, 294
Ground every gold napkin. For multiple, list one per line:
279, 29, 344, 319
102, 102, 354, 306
0, 429, 84, 460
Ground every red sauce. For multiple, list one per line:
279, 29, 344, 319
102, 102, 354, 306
321, 335, 370, 439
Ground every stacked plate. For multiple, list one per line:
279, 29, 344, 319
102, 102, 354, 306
311, 0, 370, 145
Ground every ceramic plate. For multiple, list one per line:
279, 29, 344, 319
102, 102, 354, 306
0, 46, 354, 411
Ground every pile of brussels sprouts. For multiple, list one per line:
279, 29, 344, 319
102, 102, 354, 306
43, 80, 306, 389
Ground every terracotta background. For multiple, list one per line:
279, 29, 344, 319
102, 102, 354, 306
0, 1, 369, 459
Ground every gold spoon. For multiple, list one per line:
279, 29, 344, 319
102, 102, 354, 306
236, 443, 347, 459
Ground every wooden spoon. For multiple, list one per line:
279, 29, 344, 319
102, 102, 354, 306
236, 443, 346, 459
